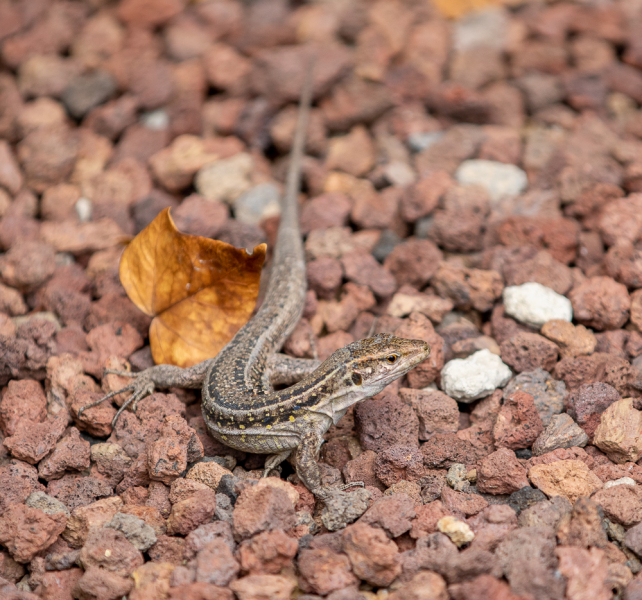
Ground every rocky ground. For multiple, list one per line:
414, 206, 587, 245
2, 0, 642, 598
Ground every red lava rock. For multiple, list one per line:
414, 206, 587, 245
183, 521, 235, 561
0, 379, 47, 436
354, 392, 419, 453
493, 391, 545, 451
79, 527, 144, 577
431, 264, 503, 313
395, 313, 445, 388
72, 565, 134, 600
47, 473, 113, 512
477, 448, 530, 495
400, 171, 453, 222
500, 332, 560, 373
238, 529, 298, 575
374, 444, 424, 487
167, 488, 217, 536
300, 192, 351, 235
39, 426, 91, 481
570, 276, 631, 331
0, 503, 67, 563
556, 546, 612, 600
297, 547, 358, 595
3, 415, 67, 465
148, 532, 184, 566
194, 539, 240, 587
306, 257, 344, 300
399, 388, 459, 440
421, 433, 483, 469
409, 502, 452, 540
342, 522, 401, 587
384, 238, 443, 288
495, 526, 565, 600
592, 482, 642, 527
359, 493, 416, 538
168, 582, 233, 600
441, 483, 489, 518
232, 483, 296, 540
341, 250, 397, 298
147, 415, 204, 485
449, 574, 526, 600
0, 240, 56, 291
343, 450, 383, 490
556, 497, 608, 549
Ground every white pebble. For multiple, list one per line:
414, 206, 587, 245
604, 477, 636, 489
455, 159, 528, 202
503, 282, 573, 328
440, 349, 512, 403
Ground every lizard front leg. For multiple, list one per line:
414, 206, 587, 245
293, 429, 328, 499
79, 359, 214, 425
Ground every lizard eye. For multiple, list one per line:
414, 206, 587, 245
387, 354, 398, 363
352, 373, 362, 385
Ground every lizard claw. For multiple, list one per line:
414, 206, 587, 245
77, 369, 157, 426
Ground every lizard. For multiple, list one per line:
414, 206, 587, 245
79, 70, 431, 501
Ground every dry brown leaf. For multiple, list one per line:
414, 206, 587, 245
432, 0, 516, 19
120, 207, 266, 368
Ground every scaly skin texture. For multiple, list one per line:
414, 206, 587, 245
80, 74, 430, 501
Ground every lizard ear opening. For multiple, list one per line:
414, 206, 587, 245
352, 373, 362, 386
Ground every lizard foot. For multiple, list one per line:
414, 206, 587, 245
77, 368, 158, 426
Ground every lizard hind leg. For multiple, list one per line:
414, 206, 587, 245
263, 451, 292, 477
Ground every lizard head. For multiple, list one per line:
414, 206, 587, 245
341, 332, 430, 397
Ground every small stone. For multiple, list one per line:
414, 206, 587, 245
503, 282, 573, 328
0, 503, 67, 563
186, 461, 233, 492
61, 71, 117, 119
354, 392, 419, 452
500, 332, 560, 373
507, 487, 548, 515
238, 529, 297, 575
593, 399, 642, 464
297, 548, 358, 596
440, 349, 512, 402
399, 388, 459, 440
73, 565, 133, 600
39, 427, 90, 481
0, 379, 47, 436
437, 516, 474, 547
476, 448, 530, 495
342, 522, 401, 586
518, 496, 572, 530
62, 496, 123, 549
325, 125, 376, 177
493, 391, 544, 450
567, 383, 620, 441
593, 485, 642, 528
528, 460, 603, 504
570, 276, 631, 331
229, 574, 296, 600
440, 486, 488, 517
105, 512, 157, 552
167, 488, 217, 536
25, 491, 70, 519
234, 183, 281, 226
532, 414, 589, 456
504, 369, 566, 427
455, 159, 528, 202
556, 546, 612, 600
195, 153, 253, 204
430, 264, 503, 312
321, 488, 371, 532
195, 539, 240, 586
233, 483, 296, 540
360, 493, 416, 538
541, 320, 597, 359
